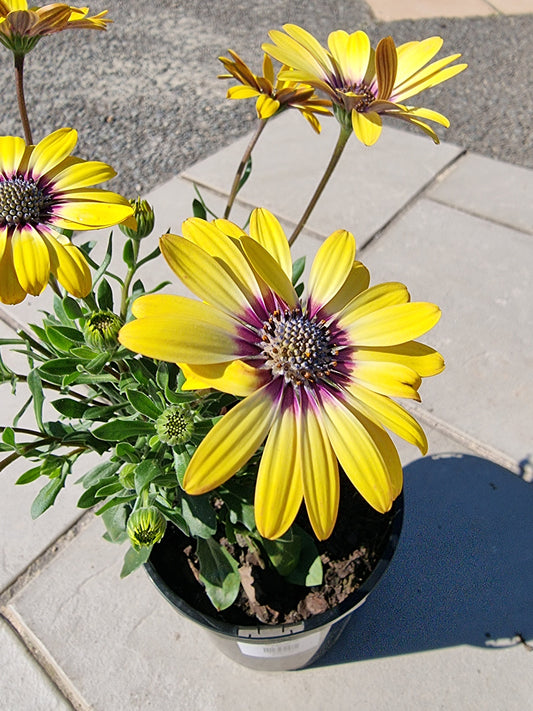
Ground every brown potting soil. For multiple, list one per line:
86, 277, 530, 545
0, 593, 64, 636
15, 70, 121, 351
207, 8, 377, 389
149, 477, 397, 627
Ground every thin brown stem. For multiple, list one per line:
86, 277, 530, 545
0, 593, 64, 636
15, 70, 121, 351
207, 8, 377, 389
224, 119, 267, 219
14, 53, 33, 144
288, 124, 352, 247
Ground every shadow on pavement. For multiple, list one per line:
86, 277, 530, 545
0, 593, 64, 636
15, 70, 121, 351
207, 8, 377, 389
316, 453, 533, 666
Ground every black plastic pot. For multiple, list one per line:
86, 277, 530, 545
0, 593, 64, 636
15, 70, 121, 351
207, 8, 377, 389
145, 493, 403, 671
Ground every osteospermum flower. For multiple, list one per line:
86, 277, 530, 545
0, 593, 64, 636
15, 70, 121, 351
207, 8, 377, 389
0, 127, 134, 304
219, 50, 331, 132
0, 1, 110, 54
262, 25, 467, 145
119, 209, 444, 541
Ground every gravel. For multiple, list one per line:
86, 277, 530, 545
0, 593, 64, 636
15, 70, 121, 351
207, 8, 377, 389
0, 0, 531, 197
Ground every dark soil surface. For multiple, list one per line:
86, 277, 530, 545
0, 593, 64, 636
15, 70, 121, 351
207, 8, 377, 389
150, 478, 399, 627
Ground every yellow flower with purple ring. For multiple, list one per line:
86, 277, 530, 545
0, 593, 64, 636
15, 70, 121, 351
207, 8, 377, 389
263, 24, 467, 145
0, 127, 134, 304
119, 208, 444, 541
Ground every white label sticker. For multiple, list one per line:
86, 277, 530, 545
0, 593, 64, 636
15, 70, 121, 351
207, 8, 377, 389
237, 630, 323, 658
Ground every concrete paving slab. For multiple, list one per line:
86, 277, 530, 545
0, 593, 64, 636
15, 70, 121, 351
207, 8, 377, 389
365, 0, 495, 21
360, 197, 533, 466
0, 619, 72, 711
0, 320, 90, 593
4, 427, 531, 710
428, 153, 533, 235
182, 111, 463, 246
490, 0, 533, 13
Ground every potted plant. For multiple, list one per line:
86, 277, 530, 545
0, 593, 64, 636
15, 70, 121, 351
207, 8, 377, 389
0, 6, 466, 669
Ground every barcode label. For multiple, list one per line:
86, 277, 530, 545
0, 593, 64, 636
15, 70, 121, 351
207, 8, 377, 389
237, 630, 323, 658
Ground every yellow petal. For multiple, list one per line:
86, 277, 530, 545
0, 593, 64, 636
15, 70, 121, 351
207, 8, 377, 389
263, 31, 329, 81
212, 218, 247, 239
119, 302, 239, 364
248, 208, 292, 281
180, 360, 268, 397
255, 401, 304, 539
338, 281, 410, 328
42, 230, 91, 297
0, 136, 26, 175
321, 393, 398, 512
346, 383, 428, 454
11, 226, 50, 296
256, 95, 280, 118
354, 342, 445, 378
0, 229, 26, 304
262, 53, 275, 84
282, 24, 335, 74
308, 229, 355, 314
351, 110, 382, 146
328, 30, 370, 85
52, 200, 134, 229
320, 261, 370, 316
28, 128, 77, 177
227, 85, 260, 100
346, 302, 441, 346
51, 161, 116, 191
240, 235, 299, 308
401, 105, 449, 127
393, 57, 467, 103
351, 360, 422, 400
300, 399, 339, 540
376, 36, 397, 100
395, 37, 443, 87
160, 233, 253, 316
183, 386, 279, 494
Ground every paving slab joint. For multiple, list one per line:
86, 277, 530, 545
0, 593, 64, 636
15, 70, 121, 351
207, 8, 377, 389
359, 147, 468, 253
0, 510, 94, 603
1, 607, 90, 711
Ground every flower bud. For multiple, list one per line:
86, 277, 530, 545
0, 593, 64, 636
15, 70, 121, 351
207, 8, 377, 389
156, 406, 194, 446
127, 506, 166, 550
119, 197, 154, 240
83, 310, 123, 351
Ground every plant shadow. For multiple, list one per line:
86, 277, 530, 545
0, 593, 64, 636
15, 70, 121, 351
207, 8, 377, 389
315, 453, 533, 666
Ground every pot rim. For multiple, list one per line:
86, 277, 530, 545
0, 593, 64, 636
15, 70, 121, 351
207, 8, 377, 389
144, 491, 404, 640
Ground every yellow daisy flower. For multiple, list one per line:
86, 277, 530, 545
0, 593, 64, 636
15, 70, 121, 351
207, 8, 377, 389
0, 127, 134, 304
263, 24, 467, 145
119, 208, 444, 541
0, 1, 110, 54
219, 50, 331, 132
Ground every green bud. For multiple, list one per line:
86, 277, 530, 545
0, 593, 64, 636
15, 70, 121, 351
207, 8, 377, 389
119, 197, 155, 240
83, 310, 123, 351
127, 506, 167, 550
119, 463, 136, 490
156, 406, 195, 446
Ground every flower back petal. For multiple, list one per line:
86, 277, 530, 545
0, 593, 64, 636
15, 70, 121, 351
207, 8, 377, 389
351, 110, 382, 145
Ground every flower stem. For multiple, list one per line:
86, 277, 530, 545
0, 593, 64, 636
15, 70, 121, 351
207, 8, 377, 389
120, 239, 141, 321
223, 119, 267, 219
14, 53, 33, 145
288, 124, 352, 247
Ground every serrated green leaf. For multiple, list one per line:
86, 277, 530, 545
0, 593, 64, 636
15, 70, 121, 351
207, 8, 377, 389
92, 419, 154, 441
196, 538, 240, 611
120, 546, 151, 578
126, 390, 162, 419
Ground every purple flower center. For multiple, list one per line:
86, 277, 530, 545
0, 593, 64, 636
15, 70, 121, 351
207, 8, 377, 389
260, 307, 339, 387
0, 176, 52, 228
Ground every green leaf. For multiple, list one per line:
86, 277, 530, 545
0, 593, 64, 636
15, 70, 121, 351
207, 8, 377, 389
291, 255, 306, 285
96, 494, 137, 516
77, 459, 121, 488
134, 459, 163, 494
77, 476, 119, 508
92, 233, 113, 287
101, 503, 129, 543
126, 390, 162, 419
181, 493, 217, 538
85, 352, 110, 374
192, 198, 207, 220
165, 385, 196, 404
63, 296, 84, 320
154, 504, 189, 535
51, 398, 89, 418
93, 419, 154, 442
295, 282, 304, 298
237, 155, 252, 193
31, 475, 65, 519
156, 362, 169, 390
15, 465, 42, 485
97, 279, 114, 311
115, 441, 141, 463
96, 481, 123, 498
285, 527, 323, 586
262, 530, 301, 577
173, 447, 191, 487
123, 239, 135, 269
120, 546, 151, 578
45, 325, 84, 352
27, 369, 44, 430
196, 538, 240, 611
2, 426, 15, 447
39, 358, 80, 376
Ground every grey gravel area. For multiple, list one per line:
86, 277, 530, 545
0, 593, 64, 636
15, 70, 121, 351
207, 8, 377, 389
0, 0, 531, 198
